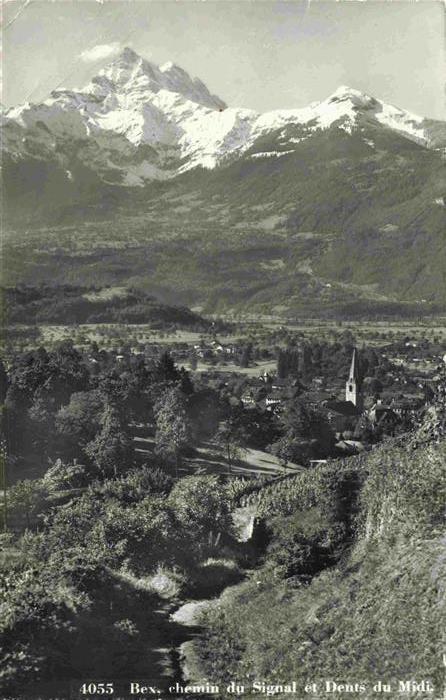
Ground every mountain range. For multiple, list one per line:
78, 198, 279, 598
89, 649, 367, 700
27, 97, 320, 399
3, 48, 446, 317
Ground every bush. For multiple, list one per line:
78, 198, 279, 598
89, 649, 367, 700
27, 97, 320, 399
43, 460, 86, 492
8, 479, 49, 530
266, 508, 347, 579
168, 475, 234, 540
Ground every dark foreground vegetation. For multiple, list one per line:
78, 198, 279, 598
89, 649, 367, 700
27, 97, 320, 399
1, 467, 245, 696
0, 338, 445, 699
0, 342, 258, 697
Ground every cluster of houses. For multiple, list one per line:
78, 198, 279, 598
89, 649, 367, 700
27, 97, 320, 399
241, 373, 303, 410
239, 348, 438, 451
191, 339, 237, 360
90, 337, 445, 454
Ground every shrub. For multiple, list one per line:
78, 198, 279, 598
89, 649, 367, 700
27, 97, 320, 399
168, 475, 234, 540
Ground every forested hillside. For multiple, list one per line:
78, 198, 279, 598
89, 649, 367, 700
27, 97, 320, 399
4, 286, 212, 329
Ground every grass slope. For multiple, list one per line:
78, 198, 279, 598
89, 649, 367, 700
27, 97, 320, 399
196, 422, 446, 698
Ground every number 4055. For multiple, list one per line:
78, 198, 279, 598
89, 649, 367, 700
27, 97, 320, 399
80, 683, 114, 695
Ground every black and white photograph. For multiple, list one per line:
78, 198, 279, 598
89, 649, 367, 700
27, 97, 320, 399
1, 1, 445, 698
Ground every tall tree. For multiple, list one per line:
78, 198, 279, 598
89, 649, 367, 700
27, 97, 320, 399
274, 401, 335, 466
55, 389, 104, 461
214, 408, 248, 474
154, 388, 191, 475
0, 360, 8, 404
85, 402, 134, 478
46, 341, 89, 407
240, 344, 253, 368
155, 351, 180, 383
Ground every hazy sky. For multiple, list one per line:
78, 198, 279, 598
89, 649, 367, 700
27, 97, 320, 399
3, 0, 445, 119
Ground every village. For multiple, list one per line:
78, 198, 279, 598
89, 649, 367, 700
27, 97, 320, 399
86, 327, 446, 463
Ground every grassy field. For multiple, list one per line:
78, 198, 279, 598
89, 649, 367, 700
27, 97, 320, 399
184, 359, 277, 377
12, 323, 247, 347
134, 435, 301, 478
6, 324, 227, 352
5, 317, 446, 357
230, 317, 446, 342
36, 324, 208, 347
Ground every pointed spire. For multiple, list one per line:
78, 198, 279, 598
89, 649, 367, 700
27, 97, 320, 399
348, 348, 360, 382
346, 348, 363, 410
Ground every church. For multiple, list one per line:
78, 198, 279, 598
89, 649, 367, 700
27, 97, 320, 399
322, 349, 364, 437
345, 348, 363, 410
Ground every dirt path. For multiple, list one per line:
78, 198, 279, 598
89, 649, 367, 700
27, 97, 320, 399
171, 600, 215, 627
167, 503, 259, 688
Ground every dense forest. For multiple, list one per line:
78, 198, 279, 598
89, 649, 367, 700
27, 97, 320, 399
3, 286, 215, 329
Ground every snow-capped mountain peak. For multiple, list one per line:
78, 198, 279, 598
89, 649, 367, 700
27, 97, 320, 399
2, 52, 445, 188
160, 61, 178, 73
314, 85, 430, 142
327, 85, 377, 107
92, 47, 226, 111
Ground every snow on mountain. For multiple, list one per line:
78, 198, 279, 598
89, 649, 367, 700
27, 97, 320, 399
252, 86, 428, 143
93, 47, 226, 111
2, 48, 445, 185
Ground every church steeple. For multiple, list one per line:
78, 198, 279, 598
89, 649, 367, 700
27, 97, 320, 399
346, 348, 362, 409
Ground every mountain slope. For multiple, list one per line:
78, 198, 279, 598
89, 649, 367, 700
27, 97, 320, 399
2, 49, 446, 315
4, 122, 445, 315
